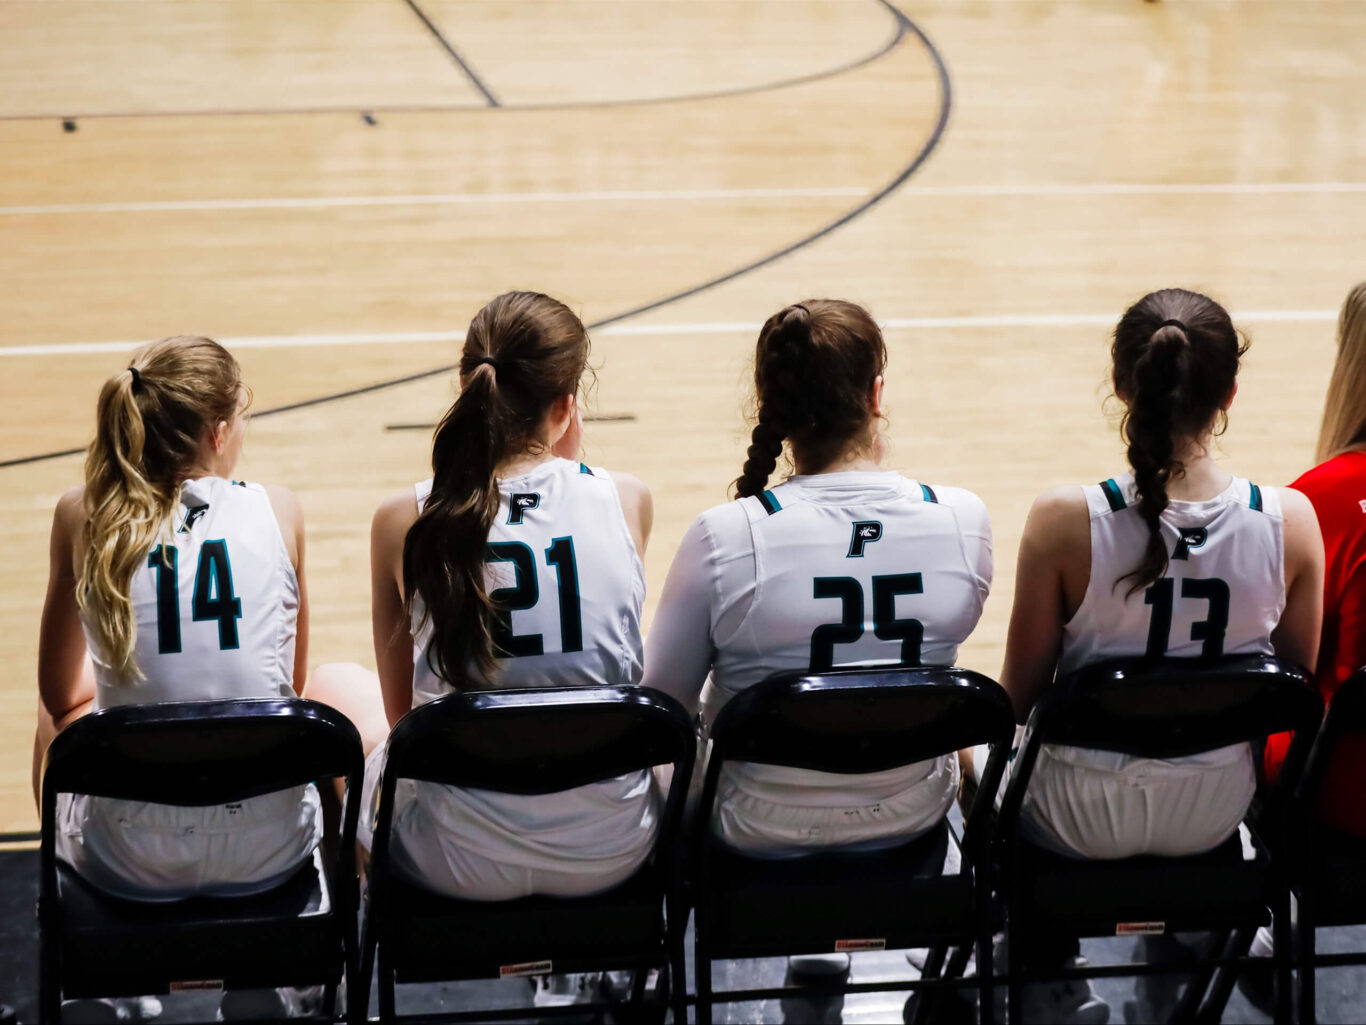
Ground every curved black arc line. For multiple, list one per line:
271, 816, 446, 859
401, 0, 500, 108
0, 6, 903, 123
0, 0, 949, 471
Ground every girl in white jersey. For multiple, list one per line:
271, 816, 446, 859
305, 292, 655, 907
35, 337, 316, 1019
973, 289, 1323, 1024
643, 300, 992, 853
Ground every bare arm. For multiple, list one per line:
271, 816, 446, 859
265, 484, 309, 694
38, 488, 94, 723
1271, 486, 1324, 673
999, 488, 1090, 722
607, 470, 653, 556
372, 490, 419, 728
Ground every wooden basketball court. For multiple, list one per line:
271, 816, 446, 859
0, 0, 1362, 832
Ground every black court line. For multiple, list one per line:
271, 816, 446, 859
0, 0, 949, 471
401, 0, 500, 108
0, 3, 903, 123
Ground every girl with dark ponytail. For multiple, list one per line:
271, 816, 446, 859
645, 299, 993, 853
306, 292, 657, 915
991, 287, 1323, 861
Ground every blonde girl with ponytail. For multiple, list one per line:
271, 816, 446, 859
305, 292, 656, 926
36, 336, 318, 908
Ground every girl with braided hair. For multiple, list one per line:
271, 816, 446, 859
643, 299, 993, 853
990, 287, 1323, 861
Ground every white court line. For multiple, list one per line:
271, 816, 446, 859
899, 182, 1366, 197
0, 186, 869, 216
1, 310, 1338, 358
3, 181, 1363, 216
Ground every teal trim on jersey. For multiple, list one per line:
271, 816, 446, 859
920, 484, 938, 504
1249, 483, 1264, 512
757, 489, 782, 515
1100, 478, 1126, 512
579, 462, 593, 476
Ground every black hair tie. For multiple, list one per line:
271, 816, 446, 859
473, 356, 500, 373
1158, 318, 1187, 332
128, 366, 141, 392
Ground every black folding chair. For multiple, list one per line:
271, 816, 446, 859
39, 697, 364, 1025
691, 666, 1016, 1025
996, 655, 1321, 1025
1287, 665, 1366, 1024
358, 685, 696, 1024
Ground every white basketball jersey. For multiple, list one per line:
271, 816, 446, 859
1019, 474, 1282, 857
67, 476, 316, 900
393, 458, 653, 890
410, 458, 645, 702
1060, 474, 1284, 675
712, 475, 990, 702
701, 472, 991, 852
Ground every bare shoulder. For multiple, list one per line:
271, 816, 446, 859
605, 469, 651, 504
52, 484, 86, 542
1272, 485, 1323, 551
1025, 486, 1089, 547
373, 487, 420, 538
263, 483, 303, 527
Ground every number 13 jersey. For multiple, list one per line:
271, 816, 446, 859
1059, 473, 1284, 675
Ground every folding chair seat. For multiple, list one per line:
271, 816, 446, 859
996, 655, 1321, 1025
1288, 666, 1366, 1024
39, 698, 364, 1025
692, 666, 1016, 1025
359, 685, 695, 1024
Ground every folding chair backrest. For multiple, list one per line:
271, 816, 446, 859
708, 666, 1015, 774
382, 686, 694, 795
1295, 666, 1366, 808
41, 698, 363, 810
1027, 654, 1321, 759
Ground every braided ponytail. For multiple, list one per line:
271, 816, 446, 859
1112, 289, 1246, 595
732, 300, 885, 499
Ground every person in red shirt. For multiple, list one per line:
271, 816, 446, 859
1268, 282, 1366, 834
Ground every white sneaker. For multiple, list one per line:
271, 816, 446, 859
62, 997, 162, 1023
1021, 956, 1110, 1025
531, 973, 601, 1008
218, 986, 323, 1021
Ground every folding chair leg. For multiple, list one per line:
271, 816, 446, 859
1167, 929, 1229, 1023
1274, 890, 1294, 1025
977, 926, 996, 1025
695, 952, 713, 1025
377, 945, 396, 1025
907, 945, 950, 1025
1298, 908, 1316, 1025
1194, 928, 1254, 1025
1006, 924, 1023, 1025
668, 917, 688, 1025
353, 913, 376, 1025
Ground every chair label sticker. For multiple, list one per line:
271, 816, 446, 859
500, 959, 553, 977
169, 979, 225, 992
1116, 921, 1166, 936
835, 938, 886, 951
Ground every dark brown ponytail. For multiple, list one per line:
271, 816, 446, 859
402, 292, 589, 688
733, 300, 886, 498
1113, 288, 1246, 594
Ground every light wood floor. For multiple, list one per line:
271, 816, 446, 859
1, 0, 1362, 831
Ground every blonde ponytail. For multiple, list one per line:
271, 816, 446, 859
1316, 283, 1366, 464
77, 337, 244, 679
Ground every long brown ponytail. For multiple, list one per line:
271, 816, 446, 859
403, 292, 589, 689
79, 336, 244, 678
1112, 289, 1246, 594
733, 299, 886, 498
